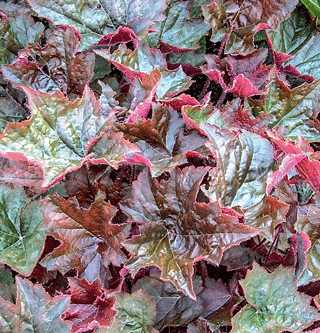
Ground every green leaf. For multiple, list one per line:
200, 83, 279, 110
0, 12, 14, 65
301, 0, 320, 18
204, 126, 274, 223
96, 43, 191, 100
0, 86, 106, 187
0, 277, 70, 333
104, 291, 156, 333
306, 239, 320, 281
270, 6, 316, 54
28, 0, 167, 49
156, 67, 192, 100
0, 184, 46, 275
252, 78, 320, 142
0, 266, 15, 302
287, 32, 320, 79
124, 223, 196, 299
231, 264, 320, 333
148, 0, 210, 50
95, 43, 166, 79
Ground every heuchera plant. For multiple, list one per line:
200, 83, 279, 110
1, 0, 320, 332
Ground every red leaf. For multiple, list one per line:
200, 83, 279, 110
63, 278, 115, 333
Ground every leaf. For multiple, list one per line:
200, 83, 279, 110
254, 196, 289, 240
29, 0, 167, 49
96, 43, 191, 100
63, 278, 115, 333
95, 43, 166, 82
253, 77, 320, 142
119, 106, 207, 176
104, 290, 156, 333
156, 66, 192, 100
133, 276, 231, 330
0, 155, 44, 188
231, 264, 320, 333
204, 126, 274, 223
267, 133, 320, 193
294, 204, 320, 283
41, 192, 128, 280
187, 318, 214, 333
0, 184, 46, 275
99, 81, 125, 117
0, 11, 14, 65
227, 74, 261, 97
0, 2, 45, 49
0, 86, 27, 132
88, 131, 148, 170
2, 25, 94, 94
270, 6, 316, 54
287, 32, 320, 79
121, 166, 259, 298
96, 42, 192, 122
202, 49, 269, 97
204, 0, 298, 55
182, 98, 248, 133
301, 0, 320, 18
0, 276, 70, 333
148, 0, 210, 50
0, 266, 15, 302
0, 86, 106, 187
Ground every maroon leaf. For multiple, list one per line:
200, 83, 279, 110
133, 275, 231, 330
268, 133, 320, 193
119, 106, 207, 176
2, 25, 94, 94
41, 192, 128, 280
63, 278, 115, 333
121, 166, 259, 298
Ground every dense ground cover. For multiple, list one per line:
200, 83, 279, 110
1, 0, 320, 332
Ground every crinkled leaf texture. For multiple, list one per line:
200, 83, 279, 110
0, 184, 46, 275
133, 275, 231, 330
270, 6, 316, 54
148, 0, 210, 50
0, 86, 27, 132
231, 264, 320, 333
63, 278, 115, 333
0, 86, 105, 187
119, 106, 206, 176
0, 154, 44, 189
2, 25, 94, 94
121, 166, 259, 299
95, 43, 192, 101
29, 0, 167, 49
288, 32, 320, 79
204, 125, 274, 223
0, 277, 70, 333
41, 192, 127, 280
253, 77, 320, 142
204, 0, 298, 54
103, 290, 156, 333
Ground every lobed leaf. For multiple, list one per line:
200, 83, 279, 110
0, 184, 46, 275
231, 264, 320, 333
